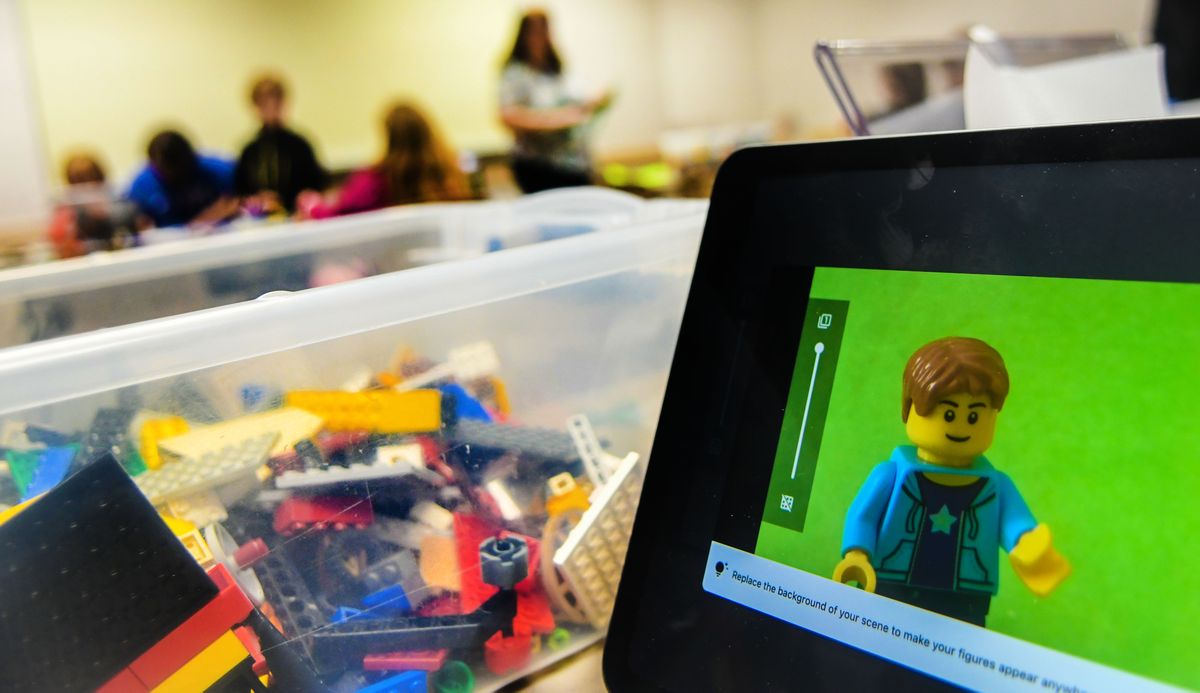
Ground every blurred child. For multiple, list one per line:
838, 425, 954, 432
126, 130, 238, 228
299, 102, 469, 219
235, 74, 327, 215
47, 153, 138, 257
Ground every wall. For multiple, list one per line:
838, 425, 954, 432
655, 0, 763, 128
0, 0, 49, 233
16, 0, 1156, 196
20, 0, 665, 186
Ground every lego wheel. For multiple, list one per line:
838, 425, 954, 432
204, 523, 266, 605
540, 509, 589, 624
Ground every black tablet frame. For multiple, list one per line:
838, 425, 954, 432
604, 118, 1200, 692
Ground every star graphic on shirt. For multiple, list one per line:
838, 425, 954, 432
929, 505, 957, 535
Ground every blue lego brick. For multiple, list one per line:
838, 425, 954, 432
437, 383, 492, 423
20, 445, 78, 500
361, 584, 411, 615
332, 607, 373, 624
357, 670, 427, 693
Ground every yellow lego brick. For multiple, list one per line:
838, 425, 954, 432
546, 486, 590, 517
0, 496, 36, 527
151, 630, 249, 693
140, 416, 189, 470
285, 389, 442, 434
159, 515, 214, 567
158, 407, 323, 460
490, 377, 512, 417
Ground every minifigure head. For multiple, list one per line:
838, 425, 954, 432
250, 75, 287, 128
901, 337, 1008, 465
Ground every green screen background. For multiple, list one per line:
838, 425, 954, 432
755, 267, 1200, 689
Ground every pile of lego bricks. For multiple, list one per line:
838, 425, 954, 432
0, 341, 642, 692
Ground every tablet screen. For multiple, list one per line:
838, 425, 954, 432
703, 266, 1196, 691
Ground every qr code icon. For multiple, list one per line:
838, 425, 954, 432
780, 494, 795, 512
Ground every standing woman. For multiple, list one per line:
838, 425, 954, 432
499, 10, 611, 193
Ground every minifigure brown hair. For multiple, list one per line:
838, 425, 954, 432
901, 337, 1008, 422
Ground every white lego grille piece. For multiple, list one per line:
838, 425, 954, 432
567, 414, 624, 488
135, 431, 278, 504
395, 341, 500, 391
553, 451, 643, 628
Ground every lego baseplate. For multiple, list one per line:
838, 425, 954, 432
552, 452, 643, 627
157, 407, 321, 460
135, 431, 278, 504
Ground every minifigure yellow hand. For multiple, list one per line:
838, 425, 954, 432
833, 549, 877, 593
1009, 524, 1071, 597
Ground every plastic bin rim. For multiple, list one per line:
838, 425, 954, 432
0, 211, 705, 416
0, 188, 653, 301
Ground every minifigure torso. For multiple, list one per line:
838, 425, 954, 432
842, 446, 1037, 595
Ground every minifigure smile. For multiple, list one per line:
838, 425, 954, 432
945, 434, 971, 442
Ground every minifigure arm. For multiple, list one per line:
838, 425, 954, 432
840, 461, 897, 558
833, 461, 896, 592
996, 474, 1070, 597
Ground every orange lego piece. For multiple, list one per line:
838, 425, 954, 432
285, 389, 442, 434
490, 377, 512, 417
139, 416, 189, 470
544, 473, 590, 517
375, 372, 401, 388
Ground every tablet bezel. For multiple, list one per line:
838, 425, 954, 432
604, 118, 1200, 691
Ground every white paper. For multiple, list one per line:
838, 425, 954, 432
964, 44, 1168, 130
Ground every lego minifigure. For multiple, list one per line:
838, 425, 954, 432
832, 337, 1070, 626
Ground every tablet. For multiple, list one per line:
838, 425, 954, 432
605, 119, 1200, 692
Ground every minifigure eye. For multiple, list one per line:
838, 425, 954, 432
943, 409, 955, 423
967, 411, 979, 425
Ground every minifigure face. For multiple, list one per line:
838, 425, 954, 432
905, 391, 997, 465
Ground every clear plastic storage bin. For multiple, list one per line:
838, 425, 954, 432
0, 210, 704, 692
0, 188, 704, 348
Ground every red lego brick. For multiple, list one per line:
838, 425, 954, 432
513, 589, 555, 637
362, 649, 448, 672
273, 496, 374, 536
483, 632, 532, 675
416, 435, 454, 482
120, 564, 254, 689
269, 431, 371, 474
233, 538, 269, 569
234, 625, 268, 677
96, 667, 148, 693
